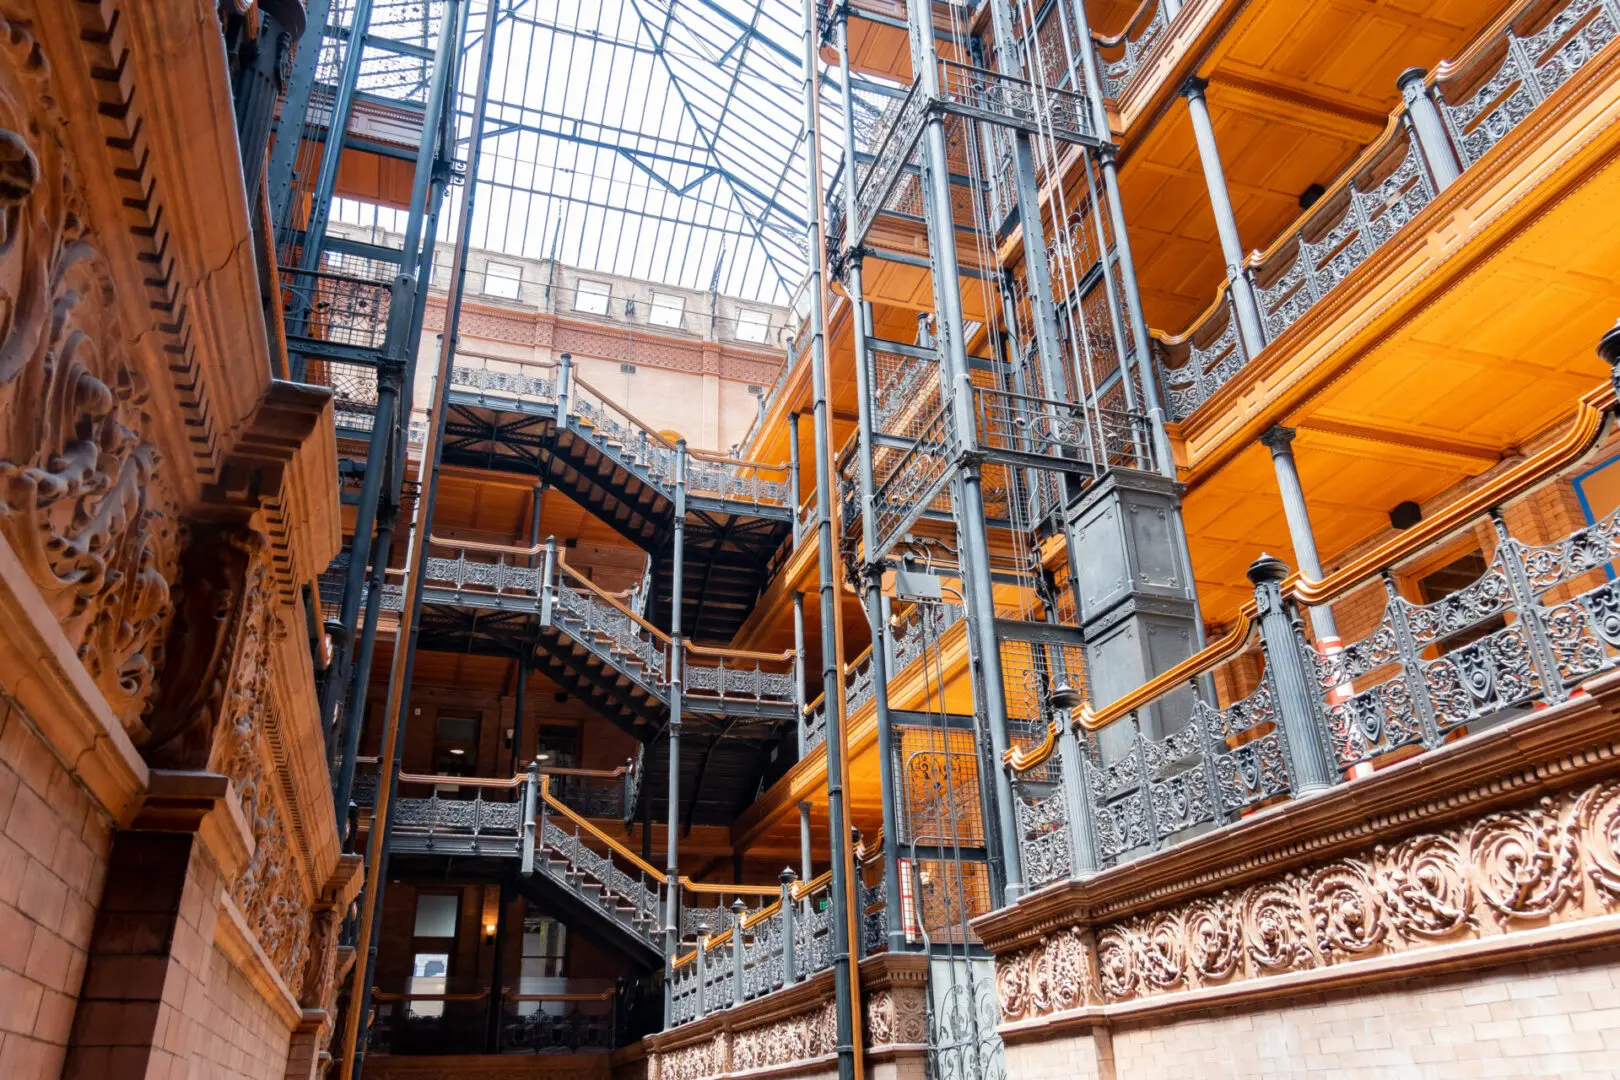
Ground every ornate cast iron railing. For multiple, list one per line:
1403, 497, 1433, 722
498, 985, 622, 1053
1159, 0, 1620, 421
1152, 285, 1247, 421
1007, 384, 1620, 883
1093, 0, 1172, 100
802, 602, 965, 754
668, 843, 887, 1027
278, 266, 394, 350
391, 772, 528, 857
444, 353, 792, 509
684, 644, 798, 714
935, 58, 1100, 145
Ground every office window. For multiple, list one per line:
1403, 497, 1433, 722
483, 260, 522, 300
649, 292, 685, 329
574, 279, 611, 315
408, 952, 449, 1018
414, 892, 459, 937
516, 910, 568, 1015
735, 309, 770, 344
434, 715, 478, 778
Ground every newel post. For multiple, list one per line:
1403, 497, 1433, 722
780, 868, 798, 986
1247, 555, 1335, 795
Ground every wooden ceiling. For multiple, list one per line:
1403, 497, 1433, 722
1118, 0, 1506, 333
1181, 155, 1620, 620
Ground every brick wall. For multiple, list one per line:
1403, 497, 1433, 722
1004, 946, 1620, 1079
189, 945, 293, 1079
0, 695, 112, 1076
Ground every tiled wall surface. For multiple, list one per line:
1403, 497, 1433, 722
0, 697, 112, 1076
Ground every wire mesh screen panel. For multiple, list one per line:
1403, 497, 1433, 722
895, 727, 986, 848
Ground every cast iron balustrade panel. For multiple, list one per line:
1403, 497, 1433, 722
1439, 0, 1620, 168
1099, 1, 1171, 99
1166, 0, 1620, 424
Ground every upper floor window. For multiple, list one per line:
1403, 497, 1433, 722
574, 279, 611, 315
649, 292, 686, 330
735, 309, 770, 344
483, 260, 523, 300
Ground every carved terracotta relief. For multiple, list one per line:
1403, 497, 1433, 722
994, 778, 1620, 1019
0, 16, 180, 738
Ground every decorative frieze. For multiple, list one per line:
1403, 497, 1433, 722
992, 775, 1620, 1022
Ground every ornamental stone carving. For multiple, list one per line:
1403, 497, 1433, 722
0, 15, 179, 738
992, 776, 1620, 1019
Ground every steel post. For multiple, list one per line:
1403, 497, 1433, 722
1247, 555, 1336, 795
1181, 77, 1267, 359
265, 0, 336, 236
337, 2, 490, 1074
1258, 426, 1340, 643
799, 0, 859, 1074
299, 0, 378, 271
664, 440, 687, 1027
1398, 68, 1462, 190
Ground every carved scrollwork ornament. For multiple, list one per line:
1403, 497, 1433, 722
1095, 926, 1137, 1001
0, 17, 179, 737
1469, 797, 1579, 921
1047, 927, 1089, 1010
1136, 911, 1186, 992
1575, 781, 1620, 902
1308, 859, 1387, 959
1376, 832, 1475, 940
1184, 893, 1241, 985
994, 949, 1029, 1019
1243, 876, 1316, 973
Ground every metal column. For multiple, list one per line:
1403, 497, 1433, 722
831, 9, 905, 954
663, 441, 688, 1027
1258, 426, 1341, 643
1181, 76, 1267, 358
799, 1, 860, 1075
336, 1, 490, 1073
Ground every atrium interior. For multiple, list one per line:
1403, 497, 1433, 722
3, 0, 1620, 1078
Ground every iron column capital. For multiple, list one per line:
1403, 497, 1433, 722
1258, 425, 1298, 456
1180, 74, 1210, 101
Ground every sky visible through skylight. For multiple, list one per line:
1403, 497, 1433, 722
336, 0, 843, 306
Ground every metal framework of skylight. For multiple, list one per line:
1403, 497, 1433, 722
441, 0, 837, 305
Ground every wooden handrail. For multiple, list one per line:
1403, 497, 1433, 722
539, 776, 665, 879
397, 771, 524, 789
1003, 720, 1059, 771
1292, 384, 1612, 606
500, 988, 616, 1003
556, 550, 673, 644
455, 350, 559, 371
684, 641, 795, 663
1432, 0, 1559, 89
686, 446, 790, 473
371, 989, 491, 1003
679, 879, 782, 897
570, 373, 680, 451
1241, 111, 1408, 279
543, 762, 635, 780
429, 534, 544, 557
1091, 0, 1166, 48
1074, 607, 1257, 731
1151, 278, 1236, 350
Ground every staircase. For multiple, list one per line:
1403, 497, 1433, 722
441, 358, 795, 644
538, 550, 671, 739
